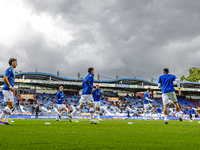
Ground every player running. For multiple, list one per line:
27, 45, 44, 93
68, 67, 98, 124
156, 105, 162, 120
55, 86, 68, 121
189, 107, 195, 122
93, 85, 104, 121
158, 68, 183, 124
143, 88, 155, 121
0, 58, 17, 125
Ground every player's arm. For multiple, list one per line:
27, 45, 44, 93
174, 77, 181, 96
158, 77, 161, 88
100, 90, 105, 99
56, 93, 61, 101
4, 75, 15, 92
145, 95, 155, 102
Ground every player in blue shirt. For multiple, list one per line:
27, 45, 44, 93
68, 67, 98, 124
126, 109, 131, 119
156, 105, 162, 120
189, 107, 195, 122
55, 86, 68, 121
158, 68, 183, 124
143, 88, 155, 121
183, 109, 188, 120
93, 85, 104, 121
0, 58, 17, 125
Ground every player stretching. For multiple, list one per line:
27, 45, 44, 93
55, 86, 68, 121
143, 88, 155, 121
0, 58, 17, 125
93, 85, 104, 121
156, 105, 162, 120
158, 68, 183, 124
68, 67, 98, 124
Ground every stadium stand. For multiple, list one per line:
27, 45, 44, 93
0, 91, 199, 117
0, 72, 200, 117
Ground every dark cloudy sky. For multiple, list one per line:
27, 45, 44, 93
0, 0, 200, 80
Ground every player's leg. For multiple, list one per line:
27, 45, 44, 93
71, 98, 84, 116
174, 102, 182, 121
0, 91, 14, 125
149, 105, 155, 120
168, 92, 182, 121
87, 95, 98, 124
159, 113, 162, 120
96, 102, 101, 121
56, 108, 62, 121
68, 96, 84, 122
35, 112, 38, 119
62, 107, 68, 114
157, 113, 160, 120
192, 114, 195, 121
3, 102, 13, 125
185, 115, 187, 120
162, 93, 169, 124
143, 105, 148, 121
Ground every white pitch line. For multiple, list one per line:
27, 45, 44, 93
0, 130, 200, 135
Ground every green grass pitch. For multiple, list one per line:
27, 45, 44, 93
0, 119, 200, 150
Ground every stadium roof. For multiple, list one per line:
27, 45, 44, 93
0, 72, 157, 85
0, 72, 200, 92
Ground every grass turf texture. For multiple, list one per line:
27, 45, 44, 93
0, 119, 200, 150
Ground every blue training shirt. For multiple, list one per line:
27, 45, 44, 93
157, 108, 162, 113
183, 110, 187, 115
127, 110, 130, 115
82, 73, 94, 95
143, 92, 150, 104
56, 91, 64, 104
189, 109, 195, 114
2, 67, 15, 91
158, 74, 177, 94
93, 89, 101, 101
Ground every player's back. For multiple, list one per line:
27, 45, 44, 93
191, 109, 195, 114
82, 73, 94, 95
143, 92, 150, 104
158, 74, 176, 94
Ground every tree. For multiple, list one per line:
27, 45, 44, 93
181, 67, 200, 82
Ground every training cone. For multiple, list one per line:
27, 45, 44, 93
75, 121, 79, 122
128, 122, 133, 124
11, 121, 14, 122
45, 122, 51, 125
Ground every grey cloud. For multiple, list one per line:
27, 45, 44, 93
1, 0, 200, 80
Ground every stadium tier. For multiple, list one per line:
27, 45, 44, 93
0, 92, 199, 117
